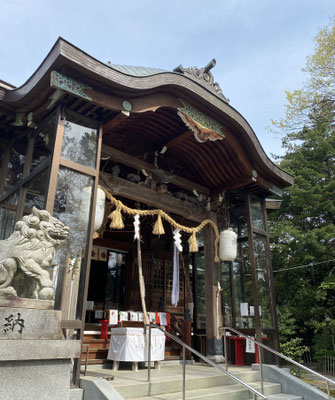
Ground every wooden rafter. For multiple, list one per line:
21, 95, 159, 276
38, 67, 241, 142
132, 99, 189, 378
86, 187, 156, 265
101, 143, 210, 195
163, 129, 193, 148
103, 112, 128, 134
214, 175, 254, 193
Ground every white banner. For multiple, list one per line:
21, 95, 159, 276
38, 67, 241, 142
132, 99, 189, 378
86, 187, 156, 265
171, 244, 180, 306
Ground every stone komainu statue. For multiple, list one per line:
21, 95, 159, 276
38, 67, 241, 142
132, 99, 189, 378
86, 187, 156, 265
0, 207, 69, 300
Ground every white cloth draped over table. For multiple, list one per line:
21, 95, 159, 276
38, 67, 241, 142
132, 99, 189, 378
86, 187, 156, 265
107, 328, 166, 362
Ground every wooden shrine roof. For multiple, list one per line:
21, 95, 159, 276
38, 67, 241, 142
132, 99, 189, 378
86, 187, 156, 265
0, 37, 293, 194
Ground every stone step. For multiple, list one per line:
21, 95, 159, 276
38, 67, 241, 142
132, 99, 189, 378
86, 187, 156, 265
81, 348, 109, 360
81, 358, 113, 365
112, 370, 261, 398
125, 381, 282, 400
69, 388, 84, 400
83, 338, 110, 345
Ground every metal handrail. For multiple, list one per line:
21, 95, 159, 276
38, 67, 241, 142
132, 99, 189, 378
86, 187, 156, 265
145, 324, 267, 400
221, 326, 335, 400
81, 344, 90, 376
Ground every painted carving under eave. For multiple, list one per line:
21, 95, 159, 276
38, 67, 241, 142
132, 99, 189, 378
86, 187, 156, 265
50, 71, 92, 101
0, 207, 69, 300
177, 100, 225, 143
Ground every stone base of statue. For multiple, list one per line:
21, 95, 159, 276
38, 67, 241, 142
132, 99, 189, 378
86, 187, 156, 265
0, 301, 81, 400
0, 208, 78, 399
0, 295, 54, 310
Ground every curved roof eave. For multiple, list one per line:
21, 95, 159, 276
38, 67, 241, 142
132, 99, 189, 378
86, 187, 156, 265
1, 37, 293, 188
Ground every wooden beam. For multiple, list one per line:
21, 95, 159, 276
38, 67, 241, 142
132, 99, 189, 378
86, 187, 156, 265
99, 173, 209, 223
103, 112, 128, 134
266, 200, 282, 211
221, 127, 253, 173
214, 175, 254, 193
47, 89, 66, 110
214, 172, 280, 196
101, 144, 210, 196
50, 71, 182, 113
59, 158, 97, 177
164, 129, 193, 148
255, 175, 271, 191
255, 175, 283, 195
61, 320, 82, 329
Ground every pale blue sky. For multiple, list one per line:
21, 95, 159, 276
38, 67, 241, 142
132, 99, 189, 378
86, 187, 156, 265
0, 0, 334, 159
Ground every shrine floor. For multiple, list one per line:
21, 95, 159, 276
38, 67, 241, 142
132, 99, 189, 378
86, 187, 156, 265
84, 362, 302, 399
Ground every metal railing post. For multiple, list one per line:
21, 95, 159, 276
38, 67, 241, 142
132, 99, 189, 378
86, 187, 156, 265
223, 328, 228, 371
82, 344, 89, 376
182, 346, 186, 400
147, 325, 151, 383
326, 380, 330, 399
258, 343, 264, 395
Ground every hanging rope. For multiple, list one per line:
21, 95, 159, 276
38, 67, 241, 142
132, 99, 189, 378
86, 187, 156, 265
136, 236, 149, 326
99, 186, 220, 263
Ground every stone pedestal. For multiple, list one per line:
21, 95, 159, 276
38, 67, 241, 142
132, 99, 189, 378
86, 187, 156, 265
206, 336, 225, 363
0, 298, 81, 400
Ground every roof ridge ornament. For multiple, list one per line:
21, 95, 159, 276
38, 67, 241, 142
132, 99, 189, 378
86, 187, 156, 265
173, 59, 229, 103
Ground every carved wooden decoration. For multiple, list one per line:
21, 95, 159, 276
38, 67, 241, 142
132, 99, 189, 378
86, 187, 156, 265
50, 71, 92, 101
177, 100, 225, 143
174, 59, 229, 103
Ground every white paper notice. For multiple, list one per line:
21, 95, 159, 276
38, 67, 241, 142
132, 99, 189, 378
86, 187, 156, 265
240, 302, 249, 317
130, 312, 138, 321
148, 312, 156, 323
119, 311, 128, 321
245, 337, 255, 353
159, 312, 167, 326
250, 306, 255, 316
109, 310, 118, 325
259, 306, 262, 316
95, 310, 103, 319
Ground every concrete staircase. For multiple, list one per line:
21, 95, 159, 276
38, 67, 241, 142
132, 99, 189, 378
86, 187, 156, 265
86, 363, 303, 400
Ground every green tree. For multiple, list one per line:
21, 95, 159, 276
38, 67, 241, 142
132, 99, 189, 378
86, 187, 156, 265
273, 15, 335, 136
269, 15, 335, 357
271, 109, 335, 353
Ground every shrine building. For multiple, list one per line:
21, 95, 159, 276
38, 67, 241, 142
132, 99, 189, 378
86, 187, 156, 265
0, 37, 293, 386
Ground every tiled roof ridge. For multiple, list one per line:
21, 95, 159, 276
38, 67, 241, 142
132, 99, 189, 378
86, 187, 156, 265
106, 62, 167, 77
106, 58, 229, 102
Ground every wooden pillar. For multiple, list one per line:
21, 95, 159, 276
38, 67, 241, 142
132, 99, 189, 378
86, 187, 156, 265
0, 146, 10, 196
15, 133, 35, 222
262, 199, 281, 360
203, 220, 223, 358
183, 320, 192, 360
246, 195, 262, 344
45, 108, 64, 214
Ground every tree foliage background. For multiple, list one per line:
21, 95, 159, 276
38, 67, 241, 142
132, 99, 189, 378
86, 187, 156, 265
270, 15, 335, 359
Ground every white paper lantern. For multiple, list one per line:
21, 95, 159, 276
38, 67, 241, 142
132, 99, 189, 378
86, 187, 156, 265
219, 228, 237, 261
94, 186, 106, 231
79, 186, 105, 231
